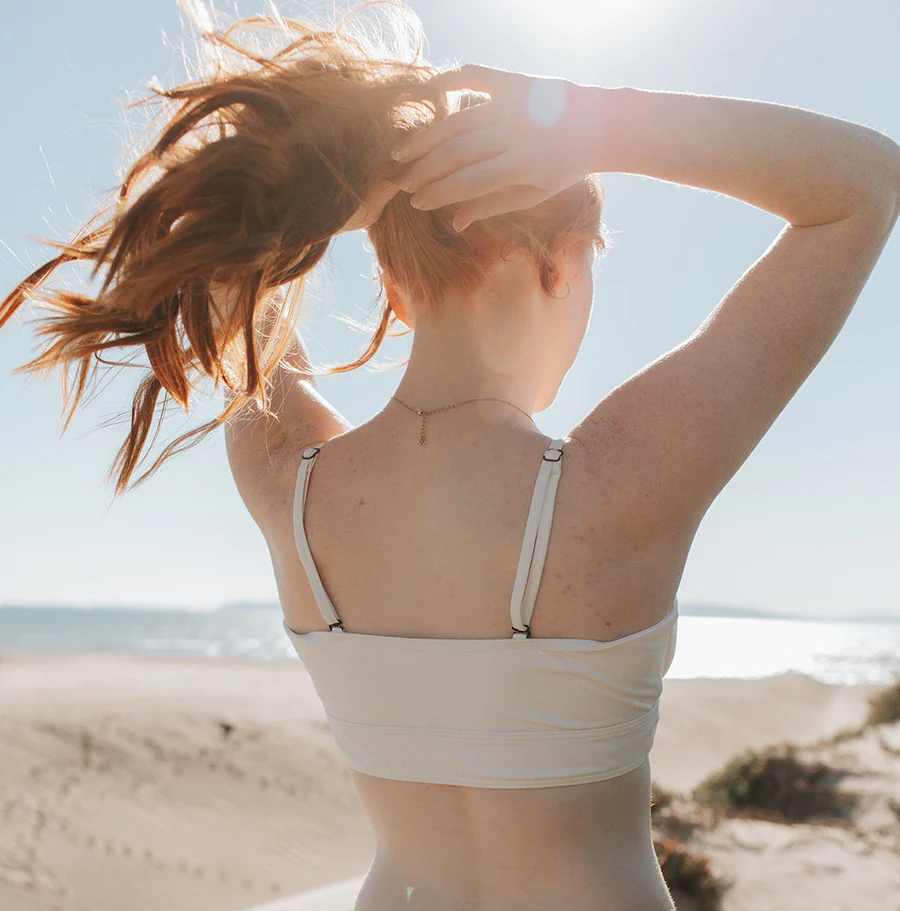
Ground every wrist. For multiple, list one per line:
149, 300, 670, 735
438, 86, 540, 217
569, 82, 634, 176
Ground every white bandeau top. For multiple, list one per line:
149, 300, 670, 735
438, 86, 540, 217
283, 438, 678, 789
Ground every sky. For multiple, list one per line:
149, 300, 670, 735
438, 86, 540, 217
1, 0, 898, 618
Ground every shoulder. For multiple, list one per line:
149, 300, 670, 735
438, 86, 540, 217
224, 390, 350, 540
562, 412, 695, 553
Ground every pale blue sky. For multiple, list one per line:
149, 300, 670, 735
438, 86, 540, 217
1, 0, 897, 618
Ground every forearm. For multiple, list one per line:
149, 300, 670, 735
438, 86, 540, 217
577, 84, 900, 227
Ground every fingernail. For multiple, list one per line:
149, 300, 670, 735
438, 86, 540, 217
410, 196, 425, 209
392, 146, 409, 161
455, 219, 470, 233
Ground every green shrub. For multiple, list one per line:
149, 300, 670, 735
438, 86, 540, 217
651, 781, 674, 814
693, 743, 853, 822
865, 679, 900, 727
827, 724, 865, 745
654, 837, 722, 910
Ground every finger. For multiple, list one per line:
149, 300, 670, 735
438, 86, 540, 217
394, 97, 495, 163
404, 123, 509, 195
359, 178, 402, 229
369, 174, 403, 210
425, 63, 517, 97
453, 185, 551, 233
410, 150, 524, 210
458, 89, 492, 110
338, 175, 402, 234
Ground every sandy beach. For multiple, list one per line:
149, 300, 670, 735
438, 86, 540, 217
1, 651, 897, 911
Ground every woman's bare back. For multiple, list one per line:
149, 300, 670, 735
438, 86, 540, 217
259, 409, 692, 909
211, 73, 900, 906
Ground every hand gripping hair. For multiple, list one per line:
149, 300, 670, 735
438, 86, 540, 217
0, 1, 607, 496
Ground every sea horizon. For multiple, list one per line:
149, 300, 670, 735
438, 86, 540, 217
2, 599, 898, 624
1, 601, 898, 686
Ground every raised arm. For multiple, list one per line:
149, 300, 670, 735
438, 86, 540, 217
566, 84, 900, 535
584, 85, 900, 228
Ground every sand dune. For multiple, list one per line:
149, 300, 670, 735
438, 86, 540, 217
241, 878, 366, 911
0, 651, 894, 911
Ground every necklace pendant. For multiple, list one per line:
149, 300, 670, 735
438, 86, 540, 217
419, 414, 427, 445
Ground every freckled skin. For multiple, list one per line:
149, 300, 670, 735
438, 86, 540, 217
274, 419, 682, 911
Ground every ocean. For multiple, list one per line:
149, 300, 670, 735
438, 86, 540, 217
0, 604, 898, 686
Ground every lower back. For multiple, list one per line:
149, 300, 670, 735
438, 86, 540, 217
351, 760, 675, 911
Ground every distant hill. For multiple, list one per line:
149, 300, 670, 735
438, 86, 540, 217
1, 600, 897, 623
216, 601, 281, 613
677, 603, 899, 623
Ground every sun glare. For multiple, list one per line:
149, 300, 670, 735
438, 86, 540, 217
591, 0, 669, 35
514, 0, 677, 59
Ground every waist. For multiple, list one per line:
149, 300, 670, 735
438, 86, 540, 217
352, 757, 664, 893
356, 831, 674, 911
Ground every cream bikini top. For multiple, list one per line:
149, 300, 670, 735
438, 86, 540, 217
283, 437, 678, 788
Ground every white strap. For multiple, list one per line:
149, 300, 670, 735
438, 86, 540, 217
509, 439, 565, 639
293, 447, 344, 632
295, 439, 565, 638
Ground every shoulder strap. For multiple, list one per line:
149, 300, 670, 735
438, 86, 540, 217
293, 447, 344, 632
509, 438, 565, 639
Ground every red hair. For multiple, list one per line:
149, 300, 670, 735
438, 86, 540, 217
0, 0, 609, 496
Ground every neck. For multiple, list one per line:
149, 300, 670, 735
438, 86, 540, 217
390, 318, 545, 426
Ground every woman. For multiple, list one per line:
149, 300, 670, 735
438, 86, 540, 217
3, 3, 898, 909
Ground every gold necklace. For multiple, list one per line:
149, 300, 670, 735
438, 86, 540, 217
391, 395, 536, 446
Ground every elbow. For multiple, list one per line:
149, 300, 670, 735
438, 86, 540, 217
864, 133, 900, 226
891, 140, 900, 224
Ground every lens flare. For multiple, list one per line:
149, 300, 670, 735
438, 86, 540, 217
527, 78, 569, 128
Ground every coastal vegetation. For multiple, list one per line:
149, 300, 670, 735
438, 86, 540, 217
692, 743, 855, 822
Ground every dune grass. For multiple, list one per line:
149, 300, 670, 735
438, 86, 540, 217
650, 780, 674, 814
654, 837, 722, 911
825, 724, 867, 745
692, 743, 854, 823
865, 678, 900, 727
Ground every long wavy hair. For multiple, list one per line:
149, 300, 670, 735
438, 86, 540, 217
0, 0, 609, 497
